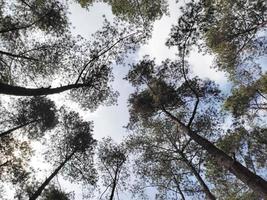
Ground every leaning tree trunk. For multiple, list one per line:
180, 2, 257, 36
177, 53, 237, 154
0, 83, 87, 96
29, 150, 76, 200
0, 119, 39, 138
163, 109, 267, 199
109, 167, 119, 200
180, 152, 216, 200
170, 136, 215, 199
172, 173, 186, 200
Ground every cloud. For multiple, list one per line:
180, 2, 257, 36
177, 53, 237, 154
68, 2, 113, 37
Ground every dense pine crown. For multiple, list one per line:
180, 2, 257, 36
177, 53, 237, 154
0, 0, 266, 199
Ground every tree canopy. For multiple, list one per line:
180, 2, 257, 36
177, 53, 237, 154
0, 0, 267, 199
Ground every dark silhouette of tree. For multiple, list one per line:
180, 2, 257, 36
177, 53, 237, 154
41, 185, 72, 200
75, 0, 168, 24
0, 96, 58, 139
0, 0, 148, 110
29, 108, 97, 200
125, 56, 267, 198
0, 0, 266, 199
167, 0, 267, 78
0, 135, 32, 190
166, 0, 267, 119
0, 0, 69, 84
97, 137, 127, 200
126, 119, 216, 199
0, 0, 68, 35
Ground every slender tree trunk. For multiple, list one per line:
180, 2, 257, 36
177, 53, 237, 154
172, 174, 186, 200
180, 152, 216, 200
0, 119, 38, 138
167, 132, 215, 199
0, 83, 88, 96
177, 185, 185, 200
186, 129, 267, 198
163, 109, 267, 199
29, 150, 76, 200
169, 137, 215, 199
109, 167, 119, 200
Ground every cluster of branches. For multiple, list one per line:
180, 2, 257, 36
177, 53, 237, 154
123, 0, 267, 199
0, 0, 267, 200
0, 0, 164, 199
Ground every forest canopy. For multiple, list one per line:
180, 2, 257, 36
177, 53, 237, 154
0, 0, 266, 199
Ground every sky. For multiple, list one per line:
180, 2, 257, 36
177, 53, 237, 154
2, 0, 230, 199
67, 0, 228, 144
60, 0, 229, 199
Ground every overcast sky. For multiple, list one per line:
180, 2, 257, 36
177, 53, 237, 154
1, 1, 230, 199
57, 1, 230, 199
68, 0, 228, 144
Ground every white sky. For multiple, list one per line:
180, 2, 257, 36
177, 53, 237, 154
3, 1, 230, 199
67, 0, 228, 144
61, 1, 229, 199
64, 1, 231, 199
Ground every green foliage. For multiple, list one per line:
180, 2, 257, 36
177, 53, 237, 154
107, 0, 168, 23
96, 138, 128, 199
167, 0, 267, 80
126, 57, 222, 133
75, 0, 168, 24
202, 0, 267, 75
0, 0, 267, 199
47, 107, 97, 185
224, 86, 257, 117
205, 124, 267, 198
74, 0, 94, 8
224, 73, 267, 117
0, 136, 32, 185
41, 185, 71, 200
126, 119, 209, 199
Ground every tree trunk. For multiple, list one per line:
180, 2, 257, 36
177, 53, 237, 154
163, 109, 267, 199
172, 174, 185, 200
186, 129, 267, 198
109, 167, 119, 200
180, 153, 216, 200
0, 119, 39, 138
29, 150, 76, 200
166, 128, 215, 199
0, 83, 87, 96
177, 184, 185, 200
0, 50, 38, 61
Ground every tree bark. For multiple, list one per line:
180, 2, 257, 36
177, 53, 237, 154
177, 184, 185, 200
186, 129, 267, 198
0, 50, 38, 61
0, 119, 39, 138
180, 153, 216, 200
0, 83, 88, 96
163, 109, 267, 199
109, 167, 119, 200
172, 174, 186, 200
167, 132, 215, 199
29, 150, 76, 200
